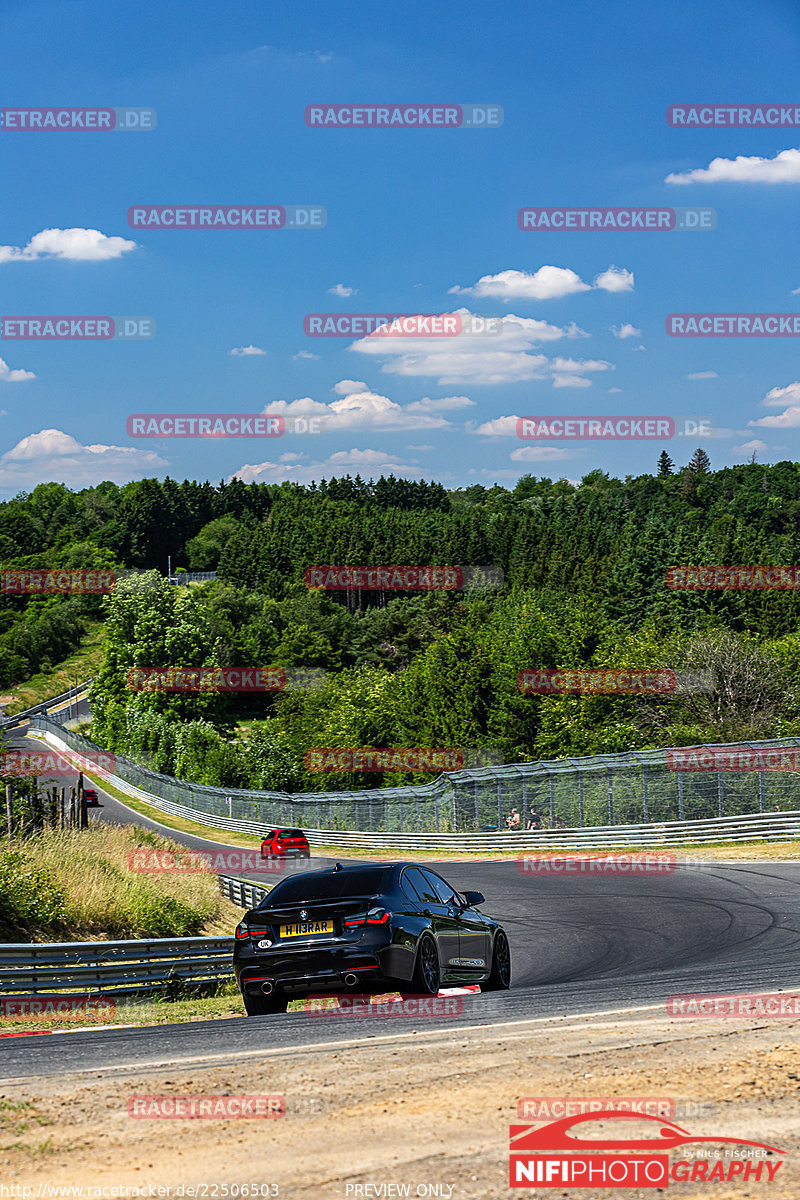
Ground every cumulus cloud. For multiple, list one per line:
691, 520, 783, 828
233, 447, 423, 484
611, 323, 641, 339
686, 371, 718, 380
293, 350, 319, 360
332, 379, 368, 395
262, 385, 460, 432
449, 265, 634, 302
733, 439, 769, 457
349, 308, 595, 386
229, 345, 266, 356
762, 381, 800, 406
328, 283, 357, 297
749, 406, 800, 429
0, 357, 35, 382
593, 266, 634, 292
608, 387, 622, 393
468, 416, 521, 437
0, 227, 137, 264
666, 148, 800, 185
0, 428, 167, 487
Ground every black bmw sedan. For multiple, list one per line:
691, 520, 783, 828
233, 861, 511, 1014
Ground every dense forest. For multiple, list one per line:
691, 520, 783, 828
3, 453, 800, 790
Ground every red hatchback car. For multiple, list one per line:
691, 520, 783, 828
260, 828, 311, 859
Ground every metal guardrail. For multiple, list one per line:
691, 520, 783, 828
0, 935, 234, 996
1, 681, 92, 730
218, 873, 272, 908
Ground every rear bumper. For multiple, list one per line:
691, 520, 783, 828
235, 947, 387, 995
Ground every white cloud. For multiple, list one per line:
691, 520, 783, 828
449, 264, 634, 302
686, 371, 718, 380
749, 406, 800, 428
350, 308, 592, 386
449, 266, 590, 301
294, 350, 319, 360
593, 265, 634, 292
733, 439, 769, 457
510, 446, 573, 463
611, 323, 641, 339
406, 444, 433, 451
468, 416, 521, 437
666, 147, 800, 185
0, 357, 35, 383
552, 374, 593, 388
0, 227, 136, 264
762, 381, 800, 406
262, 387, 456, 432
406, 394, 474, 412
229, 345, 266, 356
0, 428, 166, 486
233, 447, 422, 484
328, 283, 357, 297
332, 379, 368, 395
608, 387, 622, 393
792, 286, 800, 295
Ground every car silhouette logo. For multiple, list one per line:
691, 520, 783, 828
509, 1111, 784, 1154
299, 909, 308, 921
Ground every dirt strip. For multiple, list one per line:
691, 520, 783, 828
1, 1009, 798, 1198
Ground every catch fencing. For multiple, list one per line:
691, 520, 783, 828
28, 715, 800, 841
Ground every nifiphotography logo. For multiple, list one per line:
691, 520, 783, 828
509, 1111, 785, 1188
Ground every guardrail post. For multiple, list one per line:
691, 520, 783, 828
717, 770, 724, 819
607, 767, 614, 825
642, 763, 649, 823
549, 771, 555, 826
497, 778, 502, 829
577, 769, 584, 827
678, 771, 684, 820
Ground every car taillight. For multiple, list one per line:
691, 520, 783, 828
344, 907, 389, 927
235, 924, 249, 939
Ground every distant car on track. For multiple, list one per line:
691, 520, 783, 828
260, 828, 311, 859
234, 860, 511, 1015
83, 788, 99, 807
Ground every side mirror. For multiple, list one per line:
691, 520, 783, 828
462, 890, 485, 907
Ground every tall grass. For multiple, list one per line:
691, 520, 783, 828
0, 823, 242, 942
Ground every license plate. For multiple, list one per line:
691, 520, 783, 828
280, 920, 333, 938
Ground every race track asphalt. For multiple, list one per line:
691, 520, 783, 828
4, 723, 800, 1080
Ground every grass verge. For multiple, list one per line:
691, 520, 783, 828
2, 622, 106, 715
0, 823, 243, 942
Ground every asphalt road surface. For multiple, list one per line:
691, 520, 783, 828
4, 722, 800, 1080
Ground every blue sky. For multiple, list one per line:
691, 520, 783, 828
1, 0, 800, 495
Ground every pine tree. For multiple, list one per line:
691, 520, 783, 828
657, 450, 674, 476
689, 447, 711, 475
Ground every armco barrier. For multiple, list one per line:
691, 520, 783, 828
24, 724, 800, 848
0, 680, 92, 730
218, 873, 271, 908
0, 936, 233, 996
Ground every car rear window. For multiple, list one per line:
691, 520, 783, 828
259, 868, 390, 905
277, 829, 304, 838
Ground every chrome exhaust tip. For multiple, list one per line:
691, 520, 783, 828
343, 973, 358, 987
261, 981, 274, 995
